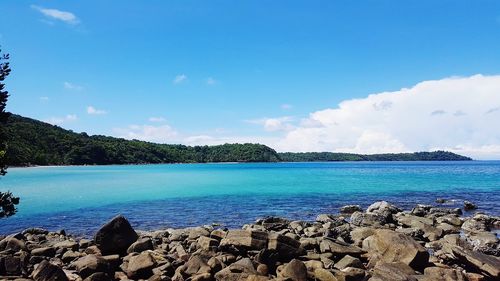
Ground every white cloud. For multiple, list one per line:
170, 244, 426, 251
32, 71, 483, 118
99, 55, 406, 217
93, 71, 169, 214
87, 106, 107, 115
173, 74, 187, 84
39, 96, 49, 102
206, 77, 216, 85
31, 5, 79, 25
149, 117, 166, 122
281, 104, 293, 110
246, 116, 295, 132
113, 124, 179, 143
64, 81, 83, 91
44, 114, 77, 125
272, 74, 500, 159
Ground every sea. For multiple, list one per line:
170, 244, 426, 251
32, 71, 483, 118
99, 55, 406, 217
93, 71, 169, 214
0, 161, 499, 237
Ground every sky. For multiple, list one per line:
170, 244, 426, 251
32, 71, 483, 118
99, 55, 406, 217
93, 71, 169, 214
1, 1, 500, 159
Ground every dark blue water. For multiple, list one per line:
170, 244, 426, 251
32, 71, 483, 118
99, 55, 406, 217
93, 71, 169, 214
0, 162, 499, 237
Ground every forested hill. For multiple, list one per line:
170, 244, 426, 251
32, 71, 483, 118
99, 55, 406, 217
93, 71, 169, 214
4, 115, 281, 165
4, 114, 471, 166
278, 151, 472, 162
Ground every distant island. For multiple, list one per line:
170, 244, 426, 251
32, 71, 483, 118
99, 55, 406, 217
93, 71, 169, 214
4, 114, 471, 166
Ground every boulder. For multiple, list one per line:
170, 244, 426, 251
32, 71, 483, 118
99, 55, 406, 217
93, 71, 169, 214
94, 215, 138, 255
126, 251, 157, 279
350, 212, 387, 227
422, 267, 465, 281
463, 201, 477, 211
197, 236, 219, 251
334, 255, 364, 270
450, 246, 500, 278
267, 232, 302, 260
53, 240, 78, 251
362, 229, 429, 271
278, 259, 307, 281
219, 230, 268, 250
72, 254, 110, 279
0, 237, 26, 252
214, 259, 257, 281
4, 256, 22, 275
32, 260, 68, 281
370, 262, 418, 281
314, 268, 338, 281
340, 205, 362, 214
127, 237, 154, 253
367, 201, 401, 214
83, 272, 113, 281
319, 238, 364, 256
31, 247, 56, 257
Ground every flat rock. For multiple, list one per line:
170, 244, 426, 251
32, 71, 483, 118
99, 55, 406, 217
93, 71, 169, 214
127, 237, 153, 253
72, 254, 110, 279
219, 230, 268, 250
278, 259, 307, 281
370, 262, 418, 281
319, 238, 364, 256
362, 229, 429, 271
450, 246, 500, 278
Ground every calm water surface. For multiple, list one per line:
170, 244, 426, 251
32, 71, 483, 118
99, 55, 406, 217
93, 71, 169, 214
0, 161, 499, 236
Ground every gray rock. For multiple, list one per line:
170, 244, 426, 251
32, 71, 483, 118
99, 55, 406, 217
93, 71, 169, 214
31, 247, 56, 257
94, 215, 138, 255
370, 262, 418, 281
422, 267, 465, 281
463, 200, 477, 211
219, 230, 268, 250
82, 272, 112, 281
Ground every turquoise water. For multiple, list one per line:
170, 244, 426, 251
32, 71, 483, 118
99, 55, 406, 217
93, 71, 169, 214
0, 161, 499, 236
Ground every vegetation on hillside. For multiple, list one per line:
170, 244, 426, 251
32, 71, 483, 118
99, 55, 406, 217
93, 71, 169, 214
4, 114, 472, 166
0, 47, 19, 218
4, 115, 281, 165
278, 151, 472, 162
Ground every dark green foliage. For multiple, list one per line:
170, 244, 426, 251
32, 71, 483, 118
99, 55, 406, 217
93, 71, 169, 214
4, 115, 281, 165
278, 151, 472, 162
0, 191, 19, 218
0, 47, 11, 175
0, 47, 19, 218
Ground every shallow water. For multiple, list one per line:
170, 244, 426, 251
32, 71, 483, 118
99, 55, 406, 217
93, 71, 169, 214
0, 161, 499, 236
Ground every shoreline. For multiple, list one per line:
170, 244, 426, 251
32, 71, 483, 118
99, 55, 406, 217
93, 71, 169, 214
1, 200, 499, 280
8, 159, 494, 170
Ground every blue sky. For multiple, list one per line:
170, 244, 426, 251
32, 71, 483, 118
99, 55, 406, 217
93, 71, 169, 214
1, 1, 500, 158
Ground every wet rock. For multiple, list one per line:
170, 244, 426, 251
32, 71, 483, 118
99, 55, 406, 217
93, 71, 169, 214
465, 231, 499, 256
127, 237, 154, 253
340, 205, 362, 214
362, 229, 429, 271
257, 217, 290, 231
32, 260, 68, 281
94, 215, 138, 256
463, 201, 477, 211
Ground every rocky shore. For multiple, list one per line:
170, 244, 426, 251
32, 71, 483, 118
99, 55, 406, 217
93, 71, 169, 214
0, 200, 499, 281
